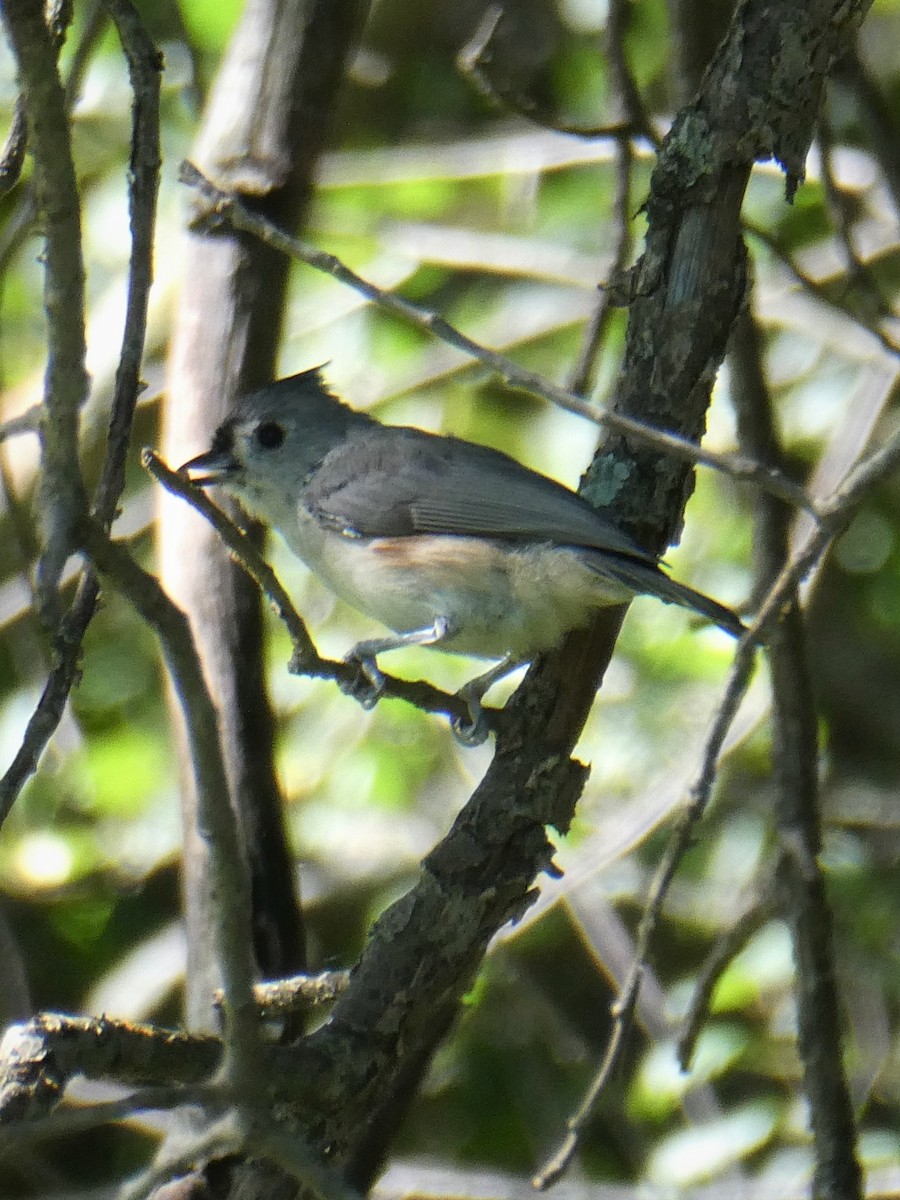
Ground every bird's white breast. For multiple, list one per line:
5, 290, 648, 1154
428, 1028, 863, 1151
280, 507, 630, 660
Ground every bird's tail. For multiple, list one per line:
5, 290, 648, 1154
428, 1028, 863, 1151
586, 553, 746, 638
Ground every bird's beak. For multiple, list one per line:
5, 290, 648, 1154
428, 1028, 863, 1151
178, 449, 239, 487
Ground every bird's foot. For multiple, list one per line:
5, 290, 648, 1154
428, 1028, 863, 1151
449, 657, 521, 746
341, 650, 385, 710
450, 686, 491, 747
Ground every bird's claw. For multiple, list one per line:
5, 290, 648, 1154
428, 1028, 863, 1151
450, 691, 491, 747
340, 652, 385, 710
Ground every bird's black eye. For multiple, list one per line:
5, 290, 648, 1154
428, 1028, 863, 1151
254, 421, 285, 450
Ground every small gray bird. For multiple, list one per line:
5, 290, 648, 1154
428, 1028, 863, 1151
181, 368, 743, 739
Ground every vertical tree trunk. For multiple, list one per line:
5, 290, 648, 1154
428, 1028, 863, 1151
159, 0, 370, 1026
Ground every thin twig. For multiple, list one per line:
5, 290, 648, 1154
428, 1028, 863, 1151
732, 309, 862, 1200
604, 0, 660, 147
0, 0, 100, 204
457, 5, 657, 145
218, 970, 350, 1018
178, 161, 816, 516
0, 0, 161, 832
566, 141, 633, 396
680, 408, 900, 820
0, 406, 42, 443
834, 49, 900, 220
145, 454, 315, 659
0, 1, 107, 281
93, 0, 162, 527
567, 0, 640, 395
745, 221, 900, 360
818, 102, 892, 324
1, 0, 89, 616
0, 98, 27, 199
532, 643, 753, 1186
64, 1, 108, 106
0, 575, 98, 830
533, 958, 640, 1188
677, 891, 774, 1070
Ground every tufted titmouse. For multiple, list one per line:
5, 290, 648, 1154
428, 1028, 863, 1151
181, 368, 743, 736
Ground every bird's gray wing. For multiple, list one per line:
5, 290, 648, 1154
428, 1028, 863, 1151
303, 425, 657, 562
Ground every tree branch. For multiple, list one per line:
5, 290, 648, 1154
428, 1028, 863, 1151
1, 0, 88, 612
79, 524, 264, 1104
0, 0, 161, 831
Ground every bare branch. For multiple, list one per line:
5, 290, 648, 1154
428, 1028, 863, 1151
457, 5, 659, 146
0, 573, 97, 830
567, 0, 641, 396
677, 893, 775, 1070
93, 0, 162, 527
834, 48, 900, 214
239, 971, 350, 1017
0, 406, 42, 443
1, 0, 89, 613
547, 375, 900, 1186
817, 103, 889, 322
745, 221, 900, 360
80, 524, 264, 1102
0, 98, 27, 199
0, 0, 160, 831
0, 1012, 223, 1126
732, 307, 863, 1200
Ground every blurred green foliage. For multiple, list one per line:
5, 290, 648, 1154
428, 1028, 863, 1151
0, 0, 899, 1196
